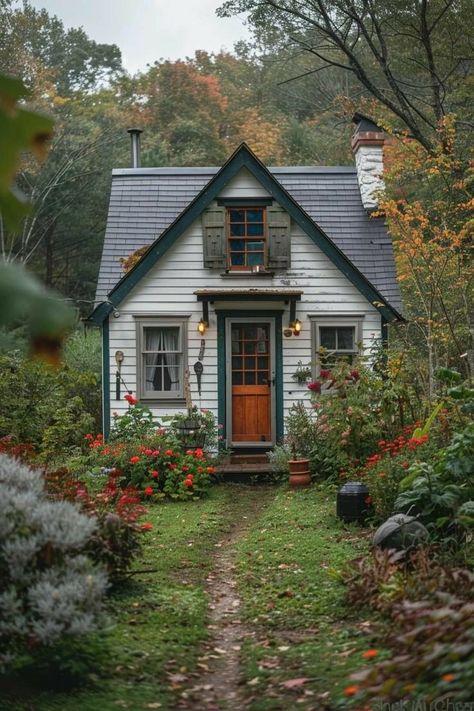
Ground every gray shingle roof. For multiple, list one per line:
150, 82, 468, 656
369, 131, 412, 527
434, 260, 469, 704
95, 165, 401, 313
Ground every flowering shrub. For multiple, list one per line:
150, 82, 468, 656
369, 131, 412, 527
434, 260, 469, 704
395, 421, 474, 542
345, 425, 433, 520
0, 434, 36, 463
296, 360, 413, 479
0, 454, 107, 671
45, 468, 150, 582
110, 395, 158, 442
84, 431, 215, 501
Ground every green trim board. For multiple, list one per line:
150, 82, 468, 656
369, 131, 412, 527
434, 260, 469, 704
217, 310, 284, 446
102, 318, 110, 439
88, 143, 403, 325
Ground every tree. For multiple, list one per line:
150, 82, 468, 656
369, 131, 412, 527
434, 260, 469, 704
0, 0, 123, 96
218, 0, 474, 153
381, 118, 473, 395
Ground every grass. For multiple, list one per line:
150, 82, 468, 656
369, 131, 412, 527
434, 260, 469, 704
234, 484, 383, 710
2, 483, 382, 710
4, 485, 263, 711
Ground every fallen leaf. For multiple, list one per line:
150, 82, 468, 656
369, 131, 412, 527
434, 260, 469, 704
280, 678, 311, 689
278, 590, 295, 598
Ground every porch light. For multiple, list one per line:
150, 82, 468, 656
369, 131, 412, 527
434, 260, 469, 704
291, 319, 302, 335
197, 318, 208, 335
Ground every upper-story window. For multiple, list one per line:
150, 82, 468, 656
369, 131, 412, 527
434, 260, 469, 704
201, 203, 290, 272
228, 207, 266, 270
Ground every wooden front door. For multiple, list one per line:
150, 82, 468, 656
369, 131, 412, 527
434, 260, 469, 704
228, 320, 274, 444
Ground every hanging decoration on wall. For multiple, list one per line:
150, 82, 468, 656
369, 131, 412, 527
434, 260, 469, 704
194, 361, 203, 396
198, 339, 205, 361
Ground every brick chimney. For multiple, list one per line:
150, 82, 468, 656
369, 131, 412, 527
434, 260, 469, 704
351, 113, 385, 211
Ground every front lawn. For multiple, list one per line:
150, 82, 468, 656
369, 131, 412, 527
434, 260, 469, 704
3, 486, 257, 710
235, 485, 382, 709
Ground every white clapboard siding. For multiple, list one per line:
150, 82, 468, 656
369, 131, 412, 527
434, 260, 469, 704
108, 168, 382, 427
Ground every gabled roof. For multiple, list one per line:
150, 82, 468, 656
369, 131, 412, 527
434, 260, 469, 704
90, 143, 402, 324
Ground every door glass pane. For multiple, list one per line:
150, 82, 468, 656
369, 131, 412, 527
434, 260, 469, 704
257, 372, 268, 384
232, 371, 243, 385
232, 356, 242, 369
230, 253, 244, 266
229, 209, 244, 221
244, 356, 255, 369
244, 341, 256, 354
244, 372, 256, 385
257, 356, 268, 369
320, 327, 336, 350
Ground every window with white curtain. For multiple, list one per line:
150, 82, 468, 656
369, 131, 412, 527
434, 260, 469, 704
136, 319, 187, 399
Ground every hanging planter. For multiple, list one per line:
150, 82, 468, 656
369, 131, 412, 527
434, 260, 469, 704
174, 416, 207, 449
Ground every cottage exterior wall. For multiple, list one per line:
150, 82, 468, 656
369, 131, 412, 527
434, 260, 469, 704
107, 169, 382, 434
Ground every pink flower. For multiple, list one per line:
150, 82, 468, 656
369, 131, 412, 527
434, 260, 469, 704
308, 381, 322, 393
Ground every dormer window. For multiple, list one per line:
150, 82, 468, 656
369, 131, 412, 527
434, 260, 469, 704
228, 207, 266, 270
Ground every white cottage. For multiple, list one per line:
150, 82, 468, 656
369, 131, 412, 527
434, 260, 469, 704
90, 115, 402, 451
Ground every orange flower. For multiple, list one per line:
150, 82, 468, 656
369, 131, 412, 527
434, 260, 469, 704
362, 649, 378, 659
441, 673, 455, 683
344, 686, 359, 697
141, 522, 153, 530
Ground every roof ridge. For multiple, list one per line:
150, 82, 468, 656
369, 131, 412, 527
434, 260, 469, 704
111, 165, 357, 177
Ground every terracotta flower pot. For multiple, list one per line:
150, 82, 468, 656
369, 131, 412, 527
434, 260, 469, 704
288, 458, 311, 488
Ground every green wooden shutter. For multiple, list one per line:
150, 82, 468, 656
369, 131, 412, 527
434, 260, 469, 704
202, 206, 226, 269
267, 206, 291, 269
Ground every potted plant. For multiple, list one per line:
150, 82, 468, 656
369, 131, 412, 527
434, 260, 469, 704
285, 403, 312, 488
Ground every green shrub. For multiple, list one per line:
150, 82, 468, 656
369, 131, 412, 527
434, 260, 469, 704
0, 353, 100, 457
0, 454, 107, 672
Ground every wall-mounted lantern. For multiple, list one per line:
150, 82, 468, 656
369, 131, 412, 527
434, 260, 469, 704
197, 318, 208, 335
291, 318, 302, 336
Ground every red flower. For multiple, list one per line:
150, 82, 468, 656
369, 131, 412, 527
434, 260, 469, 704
151, 470, 159, 478
194, 448, 204, 458
182, 465, 189, 472
308, 381, 321, 393
350, 369, 360, 380
362, 649, 378, 659
169, 463, 176, 470
319, 369, 332, 380
144, 486, 153, 496
124, 393, 139, 405
165, 449, 173, 456
184, 478, 193, 488
365, 496, 373, 505
84, 433, 94, 441
207, 466, 216, 474
144, 448, 153, 456
141, 522, 153, 530
129, 455, 140, 464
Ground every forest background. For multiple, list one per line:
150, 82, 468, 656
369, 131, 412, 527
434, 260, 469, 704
1, 0, 472, 392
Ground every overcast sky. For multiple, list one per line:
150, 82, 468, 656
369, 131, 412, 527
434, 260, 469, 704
29, 0, 250, 74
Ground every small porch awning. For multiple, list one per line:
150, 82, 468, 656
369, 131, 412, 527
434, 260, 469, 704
194, 288, 303, 323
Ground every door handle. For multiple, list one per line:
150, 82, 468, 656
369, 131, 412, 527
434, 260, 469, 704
263, 377, 275, 387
